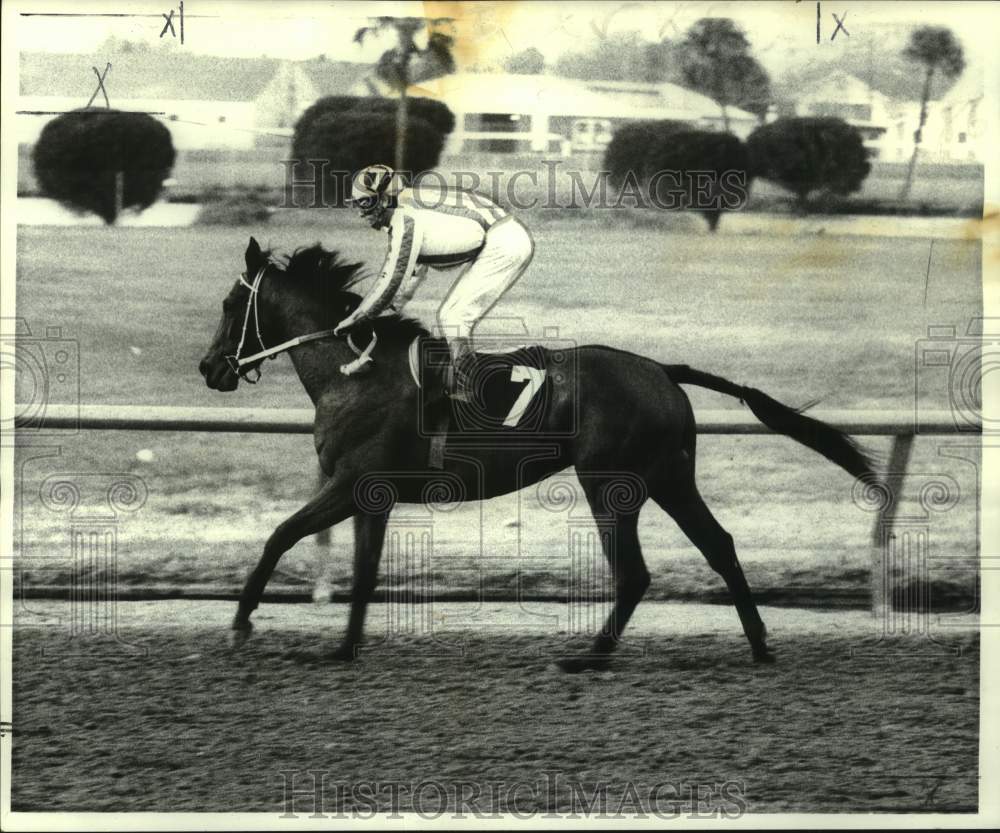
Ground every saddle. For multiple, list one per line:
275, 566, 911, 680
408, 336, 550, 468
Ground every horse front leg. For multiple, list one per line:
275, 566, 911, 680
232, 476, 355, 647
330, 512, 389, 661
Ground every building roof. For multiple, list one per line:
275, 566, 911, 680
377, 71, 757, 123
793, 71, 895, 106
19, 51, 761, 127
18, 51, 370, 103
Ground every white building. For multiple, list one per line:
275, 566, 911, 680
17, 95, 257, 150
920, 69, 985, 164
787, 70, 897, 159
372, 72, 760, 156
19, 51, 765, 160
17, 52, 369, 151
789, 68, 984, 165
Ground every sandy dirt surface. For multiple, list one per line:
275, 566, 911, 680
11, 601, 979, 815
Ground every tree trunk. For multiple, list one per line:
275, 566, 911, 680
899, 66, 935, 201
114, 170, 124, 223
395, 79, 408, 173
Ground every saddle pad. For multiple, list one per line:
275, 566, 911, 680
410, 336, 551, 436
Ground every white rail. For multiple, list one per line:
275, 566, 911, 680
11, 404, 975, 436
12, 403, 981, 614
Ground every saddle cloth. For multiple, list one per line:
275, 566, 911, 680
408, 336, 551, 466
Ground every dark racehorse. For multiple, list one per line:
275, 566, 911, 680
199, 237, 875, 671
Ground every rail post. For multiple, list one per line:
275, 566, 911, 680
870, 434, 915, 624
312, 465, 332, 603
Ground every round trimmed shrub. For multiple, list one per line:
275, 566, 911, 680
32, 108, 176, 224
603, 120, 688, 189
747, 117, 871, 207
642, 129, 751, 231
293, 95, 455, 155
293, 96, 365, 147
291, 113, 445, 207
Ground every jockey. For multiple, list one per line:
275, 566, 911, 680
334, 164, 534, 399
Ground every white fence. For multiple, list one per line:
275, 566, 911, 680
14, 404, 981, 619
14, 403, 968, 436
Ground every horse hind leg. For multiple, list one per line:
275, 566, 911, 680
654, 475, 773, 663
556, 476, 650, 673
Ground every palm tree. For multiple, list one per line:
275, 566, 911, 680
898, 26, 965, 200
678, 18, 770, 133
354, 16, 455, 172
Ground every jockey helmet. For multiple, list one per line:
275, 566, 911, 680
349, 164, 401, 228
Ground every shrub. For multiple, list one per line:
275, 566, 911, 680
395, 97, 456, 138
643, 129, 751, 231
291, 113, 445, 207
31, 108, 176, 224
293, 95, 455, 155
293, 96, 364, 147
747, 117, 871, 208
603, 120, 687, 189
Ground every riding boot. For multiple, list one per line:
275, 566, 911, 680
446, 337, 475, 402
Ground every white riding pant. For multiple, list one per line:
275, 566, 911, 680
437, 217, 534, 341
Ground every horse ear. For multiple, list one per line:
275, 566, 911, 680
245, 237, 262, 270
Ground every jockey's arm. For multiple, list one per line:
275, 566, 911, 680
336, 211, 424, 331
395, 263, 429, 310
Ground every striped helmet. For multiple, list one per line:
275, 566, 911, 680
349, 164, 401, 215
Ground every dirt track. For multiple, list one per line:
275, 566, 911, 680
12, 601, 979, 815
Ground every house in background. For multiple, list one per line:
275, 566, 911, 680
17, 94, 258, 150
917, 68, 984, 164
781, 68, 984, 165
19, 50, 761, 161
251, 58, 373, 138
17, 51, 369, 151
19, 48, 983, 165
373, 72, 760, 156
783, 70, 897, 159
17, 51, 278, 150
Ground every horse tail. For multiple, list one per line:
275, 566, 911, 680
661, 364, 877, 481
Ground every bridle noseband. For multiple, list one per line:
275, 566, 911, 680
224, 263, 378, 383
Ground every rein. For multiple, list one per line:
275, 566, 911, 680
224, 265, 378, 383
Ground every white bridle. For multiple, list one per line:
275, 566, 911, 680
224, 263, 378, 382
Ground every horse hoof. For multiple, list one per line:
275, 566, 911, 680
230, 622, 253, 650
555, 656, 611, 674
753, 648, 776, 664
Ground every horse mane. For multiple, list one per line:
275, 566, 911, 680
270, 243, 430, 344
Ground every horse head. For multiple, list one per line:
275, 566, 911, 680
199, 237, 274, 390
199, 238, 371, 391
